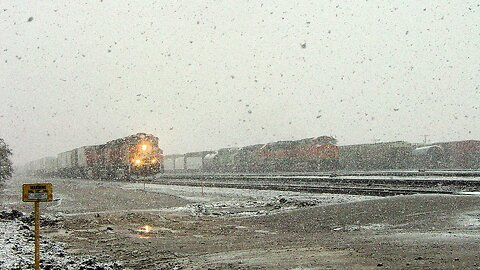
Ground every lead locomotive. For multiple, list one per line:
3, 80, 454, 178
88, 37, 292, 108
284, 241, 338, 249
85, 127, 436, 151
29, 133, 164, 180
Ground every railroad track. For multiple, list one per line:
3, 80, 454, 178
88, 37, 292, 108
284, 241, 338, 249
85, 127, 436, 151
152, 180, 457, 196
151, 178, 463, 197
159, 170, 480, 178
157, 173, 480, 187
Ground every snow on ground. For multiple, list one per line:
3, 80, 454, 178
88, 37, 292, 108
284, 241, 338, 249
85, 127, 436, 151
0, 210, 123, 270
122, 183, 377, 217
459, 191, 480, 195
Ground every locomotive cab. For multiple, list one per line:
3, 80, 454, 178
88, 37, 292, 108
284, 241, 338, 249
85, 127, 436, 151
128, 134, 164, 175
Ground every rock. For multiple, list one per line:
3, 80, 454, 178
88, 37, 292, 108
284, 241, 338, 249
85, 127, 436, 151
0, 209, 24, 220
84, 258, 96, 266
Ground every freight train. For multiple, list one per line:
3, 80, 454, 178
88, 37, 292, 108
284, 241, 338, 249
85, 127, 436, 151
164, 136, 341, 172
165, 140, 480, 173
24, 135, 480, 178
24, 133, 164, 179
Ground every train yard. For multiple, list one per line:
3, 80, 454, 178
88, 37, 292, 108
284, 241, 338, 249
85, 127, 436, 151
3, 1, 479, 268
2, 174, 480, 269
151, 171, 480, 197
10, 133, 480, 268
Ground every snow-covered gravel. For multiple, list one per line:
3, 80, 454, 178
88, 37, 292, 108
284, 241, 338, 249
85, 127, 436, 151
122, 183, 377, 217
0, 210, 124, 270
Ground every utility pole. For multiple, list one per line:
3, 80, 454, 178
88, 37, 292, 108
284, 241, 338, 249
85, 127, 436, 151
422, 135, 429, 144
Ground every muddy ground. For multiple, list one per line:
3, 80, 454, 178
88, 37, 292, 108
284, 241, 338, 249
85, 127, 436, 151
2, 175, 480, 269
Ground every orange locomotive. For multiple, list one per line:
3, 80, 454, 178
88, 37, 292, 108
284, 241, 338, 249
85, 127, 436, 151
86, 133, 164, 179
52, 133, 164, 180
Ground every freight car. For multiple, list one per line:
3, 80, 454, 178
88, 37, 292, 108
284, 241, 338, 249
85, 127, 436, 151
203, 147, 240, 172
200, 145, 264, 173
26, 133, 164, 179
414, 140, 480, 170
24, 157, 56, 176
164, 151, 216, 172
163, 154, 184, 171
339, 141, 414, 170
184, 151, 216, 171
412, 145, 444, 169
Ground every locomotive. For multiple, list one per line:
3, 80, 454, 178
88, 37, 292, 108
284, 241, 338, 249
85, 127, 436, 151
26, 133, 164, 179
257, 136, 340, 171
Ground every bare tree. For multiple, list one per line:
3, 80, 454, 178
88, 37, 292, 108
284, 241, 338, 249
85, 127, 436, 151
0, 138, 13, 181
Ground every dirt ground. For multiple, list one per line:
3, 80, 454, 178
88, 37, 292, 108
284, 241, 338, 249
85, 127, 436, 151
2, 175, 480, 269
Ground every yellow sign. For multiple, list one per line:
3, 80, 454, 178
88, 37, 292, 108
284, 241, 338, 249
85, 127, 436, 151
22, 183, 53, 202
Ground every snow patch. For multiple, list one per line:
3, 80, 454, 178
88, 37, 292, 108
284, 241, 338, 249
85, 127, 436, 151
122, 183, 377, 218
0, 210, 123, 270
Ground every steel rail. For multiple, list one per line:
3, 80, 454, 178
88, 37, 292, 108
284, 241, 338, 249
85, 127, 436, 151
160, 170, 480, 178
156, 173, 480, 187
150, 178, 458, 197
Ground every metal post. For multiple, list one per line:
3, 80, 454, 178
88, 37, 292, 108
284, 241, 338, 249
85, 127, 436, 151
34, 201, 40, 270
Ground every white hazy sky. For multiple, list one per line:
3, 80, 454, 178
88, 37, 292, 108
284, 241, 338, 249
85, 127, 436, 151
1, 1, 479, 164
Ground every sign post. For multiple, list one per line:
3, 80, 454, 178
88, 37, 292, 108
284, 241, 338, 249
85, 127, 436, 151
34, 201, 40, 269
22, 183, 53, 270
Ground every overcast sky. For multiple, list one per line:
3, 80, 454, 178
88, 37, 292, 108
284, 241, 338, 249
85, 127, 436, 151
1, 1, 479, 165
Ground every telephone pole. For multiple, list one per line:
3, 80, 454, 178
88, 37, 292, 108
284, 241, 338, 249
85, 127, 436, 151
422, 135, 429, 144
